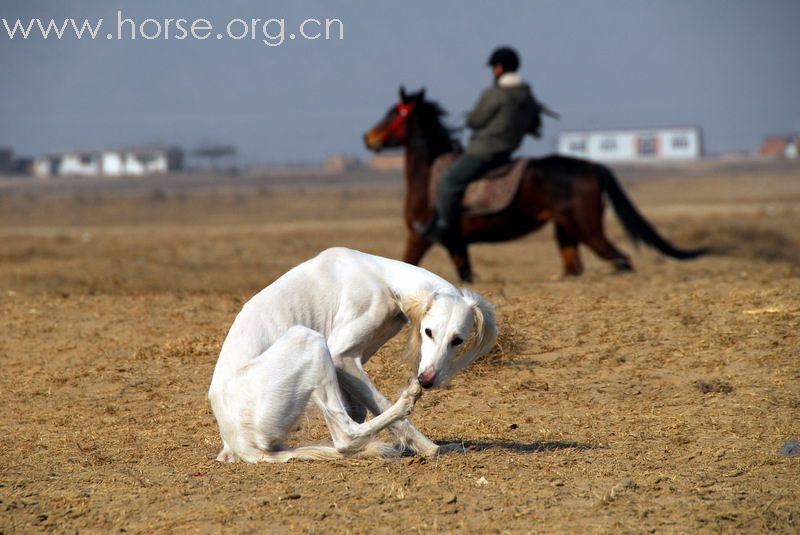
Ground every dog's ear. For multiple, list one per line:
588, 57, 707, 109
398, 291, 433, 372
441, 289, 498, 382
466, 290, 498, 364
399, 291, 432, 328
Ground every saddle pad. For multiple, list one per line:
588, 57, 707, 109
430, 153, 527, 217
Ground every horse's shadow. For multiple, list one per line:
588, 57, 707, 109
434, 438, 600, 455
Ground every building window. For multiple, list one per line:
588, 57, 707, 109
671, 135, 689, 149
638, 135, 657, 157
568, 140, 587, 153
79, 154, 93, 165
600, 138, 617, 151
136, 153, 157, 165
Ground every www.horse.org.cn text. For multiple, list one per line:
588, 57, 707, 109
2, 11, 345, 47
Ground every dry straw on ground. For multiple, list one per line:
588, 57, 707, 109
1, 166, 799, 533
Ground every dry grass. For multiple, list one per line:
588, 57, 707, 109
1, 167, 799, 533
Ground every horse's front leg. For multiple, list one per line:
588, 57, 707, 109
446, 240, 473, 283
334, 357, 440, 457
402, 229, 433, 266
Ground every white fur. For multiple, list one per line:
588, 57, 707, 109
208, 247, 497, 462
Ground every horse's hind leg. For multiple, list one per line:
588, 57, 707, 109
574, 183, 633, 272
576, 216, 633, 272
578, 212, 632, 271
586, 234, 633, 272
555, 223, 583, 276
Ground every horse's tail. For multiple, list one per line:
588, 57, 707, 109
255, 441, 401, 463
597, 165, 708, 260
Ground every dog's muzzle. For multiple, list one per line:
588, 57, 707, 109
418, 369, 437, 389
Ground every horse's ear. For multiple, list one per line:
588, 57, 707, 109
399, 85, 407, 102
419, 87, 426, 101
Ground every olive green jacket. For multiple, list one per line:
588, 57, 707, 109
466, 72, 542, 158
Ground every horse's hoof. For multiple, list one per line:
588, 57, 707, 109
613, 258, 634, 272
457, 268, 473, 283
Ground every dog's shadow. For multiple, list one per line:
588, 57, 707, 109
433, 438, 600, 455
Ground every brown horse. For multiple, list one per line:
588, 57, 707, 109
363, 87, 707, 282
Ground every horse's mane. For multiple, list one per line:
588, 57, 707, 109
413, 98, 460, 154
420, 99, 448, 120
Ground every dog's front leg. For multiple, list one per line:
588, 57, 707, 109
386, 418, 440, 457
334, 357, 440, 457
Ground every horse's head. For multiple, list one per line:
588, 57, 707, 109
363, 86, 428, 152
401, 288, 497, 389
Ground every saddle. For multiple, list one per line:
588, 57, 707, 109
429, 153, 527, 217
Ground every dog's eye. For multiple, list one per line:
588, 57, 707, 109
424, 328, 433, 339
451, 337, 463, 347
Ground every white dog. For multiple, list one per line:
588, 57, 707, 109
208, 247, 497, 462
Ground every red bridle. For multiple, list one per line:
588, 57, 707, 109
379, 101, 416, 142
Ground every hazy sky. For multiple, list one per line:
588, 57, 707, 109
1, 0, 798, 164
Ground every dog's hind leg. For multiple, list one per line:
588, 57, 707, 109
213, 326, 336, 462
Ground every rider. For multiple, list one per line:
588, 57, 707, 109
418, 46, 548, 247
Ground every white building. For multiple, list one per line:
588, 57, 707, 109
33, 145, 183, 177
557, 127, 702, 162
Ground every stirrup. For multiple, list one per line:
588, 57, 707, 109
412, 219, 436, 238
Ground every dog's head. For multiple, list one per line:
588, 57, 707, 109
401, 288, 497, 389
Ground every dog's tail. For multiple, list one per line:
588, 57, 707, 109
598, 164, 709, 259
255, 441, 401, 463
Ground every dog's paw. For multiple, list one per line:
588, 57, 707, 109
405, 379, 422, 400
415, 443, 441, 458
215, 447, 239, 463
397, 382, 422, 417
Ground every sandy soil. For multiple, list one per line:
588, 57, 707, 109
1, 165, 798, 534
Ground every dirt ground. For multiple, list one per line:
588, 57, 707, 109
1, 165, 798, 534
